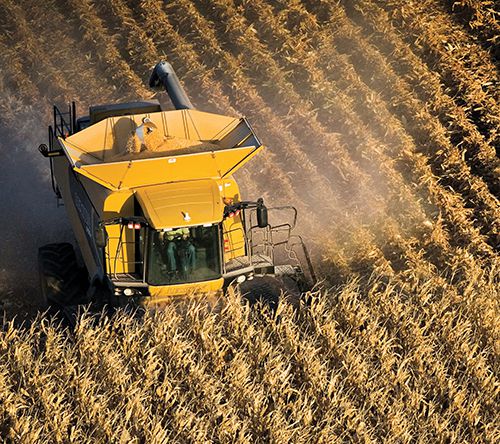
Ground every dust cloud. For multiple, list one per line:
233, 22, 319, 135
0, 97, 72, 320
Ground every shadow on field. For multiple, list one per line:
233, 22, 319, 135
0, 100, 72, 322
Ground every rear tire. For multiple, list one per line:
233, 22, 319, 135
38, 243, 88, 309
236, 275, 301, 310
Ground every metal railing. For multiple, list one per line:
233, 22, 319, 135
237, 206, 316, 283
39, 102, 77, 199
53, 102, 76, 139
222, 226, 246, 256
101, 218, 148, 283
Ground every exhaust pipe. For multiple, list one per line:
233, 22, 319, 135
149, 61, 194, 110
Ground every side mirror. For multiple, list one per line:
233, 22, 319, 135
256, 198, 268, 228
95, 226, 108, 249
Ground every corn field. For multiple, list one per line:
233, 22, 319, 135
0, 0, 498, 442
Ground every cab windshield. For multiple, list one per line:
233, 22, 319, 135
147, 224, 221, 285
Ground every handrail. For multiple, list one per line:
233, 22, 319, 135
222, 226, 245, 254
242, 205, 316, 285
102, 219, 148, 282
287, 235, 317, 284
53, 103, 74, 139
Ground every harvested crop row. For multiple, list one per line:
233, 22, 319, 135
379, 0, 500, 147
190, 0, 436, 251
295, 0, 498, 256
163, 0, 416, 252
233, 0, 496, 268
436, 0, 500, 72
0, 39, 51, 138
182, 0, 431, 239
92, 0, 159, 82
0, 0, 75, 104
229, 0, 458, 246
19, 0, 117, 108
341, 0, 500, 195
59, 0, 149, 98
0, 37, 43, 112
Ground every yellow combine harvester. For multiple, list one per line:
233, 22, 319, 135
38, 61, 314, 315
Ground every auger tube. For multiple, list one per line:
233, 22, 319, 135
149, 61, 194, 110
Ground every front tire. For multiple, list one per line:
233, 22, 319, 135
38, 243, 88, 309
235, 275, 301, 310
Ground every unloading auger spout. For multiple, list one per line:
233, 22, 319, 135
149, 61, 194, 110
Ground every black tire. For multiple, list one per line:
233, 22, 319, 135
236, 275, 301, 310
38, 243, 88, 308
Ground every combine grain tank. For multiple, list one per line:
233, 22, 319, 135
38, 61, 314, 315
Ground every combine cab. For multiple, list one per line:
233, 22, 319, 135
38, 61, 315, 315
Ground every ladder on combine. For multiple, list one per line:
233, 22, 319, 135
38, 103, 77, 204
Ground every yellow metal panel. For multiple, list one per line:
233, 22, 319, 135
216, 145, 263, 178
219, 177, 246, 261
223, 216, 246, 261
146, 278, 224, 301
103, 190, 134, 217
74, 166, 116, 191
135, 179, 223, 229
75, 173, 113, 218
79, 162, 131, 189
62, 118, 111, 162
187, 110, 240, 140
78, 145, 262, 190
103, 192, 136, 274
63, 109, 240, 164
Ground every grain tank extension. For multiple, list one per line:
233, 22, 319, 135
38, 61, 314, 313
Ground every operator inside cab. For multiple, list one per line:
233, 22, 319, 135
164, 227, 196, 274
148, 224, 221, 286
